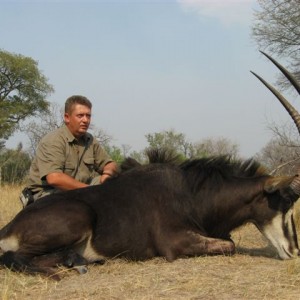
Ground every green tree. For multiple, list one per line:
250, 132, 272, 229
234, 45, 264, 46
145, 130, 240, 160
0, 140, 4, 151
0, 143, 31, 184
145, 129, 192, 159
127, 150, 147, 164
0, 49, 54, 140
252, 0, 300, 88
103, 145, 124, 164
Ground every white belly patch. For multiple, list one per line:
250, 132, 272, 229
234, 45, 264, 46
76, 236, 106, 263
0, 236, 19, 252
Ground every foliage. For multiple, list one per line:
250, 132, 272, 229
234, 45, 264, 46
255, 122, 300, 175
0, 140, 4, 151
255, 138, 300, 175
91, 126, 114, 149
252, 0, 300, 89
0, 144, 31, 184
127, 150, 147, 164
145, 129, 193, 159
252, 1, 300, 171
104, 145, 124, 164
145, 129, 239, 160
87, 121, 127, 163
191, 137, 239, 159
22, 102, 63, 158
0, 49, 54, 140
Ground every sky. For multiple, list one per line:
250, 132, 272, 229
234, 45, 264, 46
1, 0, 297, 158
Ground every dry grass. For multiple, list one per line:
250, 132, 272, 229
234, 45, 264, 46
1, 185, 300, 300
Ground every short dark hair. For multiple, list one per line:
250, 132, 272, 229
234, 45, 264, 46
65, 95, 92, 114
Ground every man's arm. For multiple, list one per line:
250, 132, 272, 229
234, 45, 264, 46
46, 172, 89, 191
46, 158, 118, 188
100, 161, 119, 183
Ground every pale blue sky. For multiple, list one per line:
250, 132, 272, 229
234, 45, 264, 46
1, 0, 296, 157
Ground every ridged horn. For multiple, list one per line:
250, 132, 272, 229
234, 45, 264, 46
250, 52, 300, 134
260, 51, 300, 95
251, 51, 300, 194
290, 175, 300, 196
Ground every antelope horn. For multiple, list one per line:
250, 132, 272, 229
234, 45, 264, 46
290, 175, 300, 196
250, 52, 300, 134
251, 51, 300, 194
259, 51, 300, 95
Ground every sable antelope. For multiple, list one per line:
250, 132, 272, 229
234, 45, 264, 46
0, 53, 300, 280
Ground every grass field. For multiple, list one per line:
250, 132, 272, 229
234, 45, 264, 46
1, 185, 300, 300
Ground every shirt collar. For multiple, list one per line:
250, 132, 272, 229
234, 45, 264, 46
62, 124, 91, 144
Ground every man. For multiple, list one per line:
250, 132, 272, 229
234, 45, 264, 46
20, 95, 118, 207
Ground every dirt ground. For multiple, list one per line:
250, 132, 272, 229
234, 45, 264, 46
1, 185, 300, 300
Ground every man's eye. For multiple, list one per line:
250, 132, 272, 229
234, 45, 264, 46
77, 114, 91, 118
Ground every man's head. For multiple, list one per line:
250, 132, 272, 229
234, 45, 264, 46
64, 95, 92, 138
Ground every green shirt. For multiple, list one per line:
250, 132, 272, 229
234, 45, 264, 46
27, 124, 113, 193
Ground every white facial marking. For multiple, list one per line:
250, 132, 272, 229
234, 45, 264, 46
261, 208, 298, 259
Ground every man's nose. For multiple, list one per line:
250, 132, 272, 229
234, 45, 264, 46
82, 115, 90, 122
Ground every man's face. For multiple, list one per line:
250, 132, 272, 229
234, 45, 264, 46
64, 104, 91, 138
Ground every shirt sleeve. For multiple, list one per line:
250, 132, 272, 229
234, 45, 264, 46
93, 141, 113, 174
36, 138, 66, 180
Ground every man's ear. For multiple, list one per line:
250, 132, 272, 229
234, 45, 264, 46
64, 113, 69, 124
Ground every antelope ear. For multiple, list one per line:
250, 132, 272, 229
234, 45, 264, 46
264, 176, 295, 194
